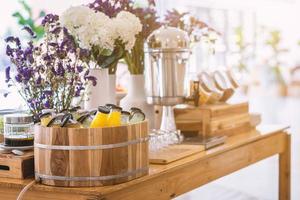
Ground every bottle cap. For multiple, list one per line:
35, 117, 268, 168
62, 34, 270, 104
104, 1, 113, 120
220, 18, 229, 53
98, 106, 110, 114
121, 111, 130, 116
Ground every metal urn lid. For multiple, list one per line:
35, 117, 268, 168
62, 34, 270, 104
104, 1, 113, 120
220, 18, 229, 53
4, 114, 34, 124
145, 26, 190, 52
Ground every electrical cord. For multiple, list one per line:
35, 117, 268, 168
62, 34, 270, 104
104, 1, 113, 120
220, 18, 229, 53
16, 180, 36, 200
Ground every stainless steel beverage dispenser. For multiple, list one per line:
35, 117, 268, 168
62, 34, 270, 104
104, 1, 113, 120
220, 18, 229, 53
144, 26, 190, 132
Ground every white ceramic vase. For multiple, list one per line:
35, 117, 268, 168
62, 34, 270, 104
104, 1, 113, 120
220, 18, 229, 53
120, 75, 154, 129
84, 68, 109, 110
108, 74, 117, 104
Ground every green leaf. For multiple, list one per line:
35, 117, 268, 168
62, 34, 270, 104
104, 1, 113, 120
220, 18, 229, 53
19, 0, 32, 17
12, 12, 27, 25
100, 48, 113, 56
39, 11, 46, 18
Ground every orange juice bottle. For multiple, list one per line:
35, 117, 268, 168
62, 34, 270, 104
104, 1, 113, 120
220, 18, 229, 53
107, 106, 122, 127
90, 106, 110, 128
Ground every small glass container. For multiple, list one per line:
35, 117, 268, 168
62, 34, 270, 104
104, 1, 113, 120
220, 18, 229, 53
129, 110, 145, 124
121, 111, 130, 125
4, 114, 34, 147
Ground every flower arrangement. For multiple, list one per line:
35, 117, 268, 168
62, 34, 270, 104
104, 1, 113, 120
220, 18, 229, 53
13, 0, 46, 40
4, 14, 96, 116
164, 9, 220, 52
89, 0, 161, 74
61, 5, 142, 74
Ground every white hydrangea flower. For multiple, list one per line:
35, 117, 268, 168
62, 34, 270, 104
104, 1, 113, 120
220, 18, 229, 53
61, 6, 115, 51
61, 7, 142, 53
113, 11, 142, 50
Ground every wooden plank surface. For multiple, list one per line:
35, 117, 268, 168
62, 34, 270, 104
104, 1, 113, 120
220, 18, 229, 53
0, 125, 290, 200
279, 134, 291, 200
149, 144, 205, 164
0, 151, 34, 179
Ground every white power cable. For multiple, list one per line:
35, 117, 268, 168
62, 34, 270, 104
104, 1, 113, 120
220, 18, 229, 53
16, 180, 36, 200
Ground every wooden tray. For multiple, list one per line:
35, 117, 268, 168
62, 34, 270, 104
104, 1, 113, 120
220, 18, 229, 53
0, 151, 34, 179
149, 144, 204, 164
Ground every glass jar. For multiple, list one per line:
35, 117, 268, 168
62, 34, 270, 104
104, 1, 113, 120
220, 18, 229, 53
4, 114, 34, 146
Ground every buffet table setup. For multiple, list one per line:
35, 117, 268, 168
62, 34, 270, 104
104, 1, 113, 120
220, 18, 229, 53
0, 1, 291, 200
0, 125, 290, 200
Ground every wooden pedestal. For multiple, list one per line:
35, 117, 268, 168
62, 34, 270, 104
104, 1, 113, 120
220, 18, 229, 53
174, 102, 254, 138
0, 151, 34, 179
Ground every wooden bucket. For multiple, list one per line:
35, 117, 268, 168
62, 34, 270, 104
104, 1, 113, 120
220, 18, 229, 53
34, 121, 149, 187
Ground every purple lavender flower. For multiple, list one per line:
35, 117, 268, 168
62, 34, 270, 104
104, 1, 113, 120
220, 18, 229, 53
89, 0, 122, 17
5, 36, 21, 48
76, 65, 83, 73
44, 101, 50, 108
57, 62, 65, 76
84, 76, 97, 86
5, 13, 97, 114
6, 45, 13, 56
5, 66, 11, 83
36, 76, 42, 85
15, 74, 22, 83
43, 90, 52, 96
22, 26, 36, 38
41, 14, 59, 26
51, 27, 61, 35
75, 84, 84, 97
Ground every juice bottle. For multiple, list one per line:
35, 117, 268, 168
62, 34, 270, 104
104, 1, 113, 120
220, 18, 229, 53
121, 111, 130, 125
40, 112, 52, 126
90, 106, 110, 128
107, 106, 122, 126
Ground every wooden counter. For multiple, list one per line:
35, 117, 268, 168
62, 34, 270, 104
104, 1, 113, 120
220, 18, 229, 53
0, 125, 290, 200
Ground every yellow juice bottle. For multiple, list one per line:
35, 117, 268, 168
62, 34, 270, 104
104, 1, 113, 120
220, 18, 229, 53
90, 106, 110, 128
107, 106, 122, 127
40, 113, 53, 126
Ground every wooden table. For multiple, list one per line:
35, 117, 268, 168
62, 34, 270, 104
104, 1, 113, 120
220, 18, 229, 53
0, 125, 290, 200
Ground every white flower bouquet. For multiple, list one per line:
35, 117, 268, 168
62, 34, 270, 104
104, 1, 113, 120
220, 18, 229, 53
61, 5, 142, 71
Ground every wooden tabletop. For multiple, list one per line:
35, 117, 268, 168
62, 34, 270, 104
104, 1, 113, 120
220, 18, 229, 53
0, 124, 289, 199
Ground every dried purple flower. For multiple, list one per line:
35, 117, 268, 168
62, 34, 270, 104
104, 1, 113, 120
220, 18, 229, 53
76, 65, 83, 73
43, 90, 52, 96
5, 66, 11, 83
57, 62, 65, 76
84, 76, 97, 86
36, 76, 42, 85
5, 13, 97, 115
41, 14, 59, 26
15, 74, 22, 83
5, 36, 21, 47
44, 101, 50, 108
22, 26, 36, 38
6, 45, 13, 56
89, 0, 123, 17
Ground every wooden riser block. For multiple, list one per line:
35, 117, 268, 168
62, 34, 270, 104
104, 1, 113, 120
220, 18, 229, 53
174, 102, 253, 138
0, 151, 34, 179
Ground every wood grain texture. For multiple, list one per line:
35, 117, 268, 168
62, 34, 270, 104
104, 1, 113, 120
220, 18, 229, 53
174, 102, 252, 138
34, 121, 149, 187
0, 151, 34, 179
279, 134, 291, 200
149, 144, 205, 164
0, 125, 290, 200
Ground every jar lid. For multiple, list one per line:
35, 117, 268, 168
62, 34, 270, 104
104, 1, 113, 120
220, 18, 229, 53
4, 114, 34, 124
